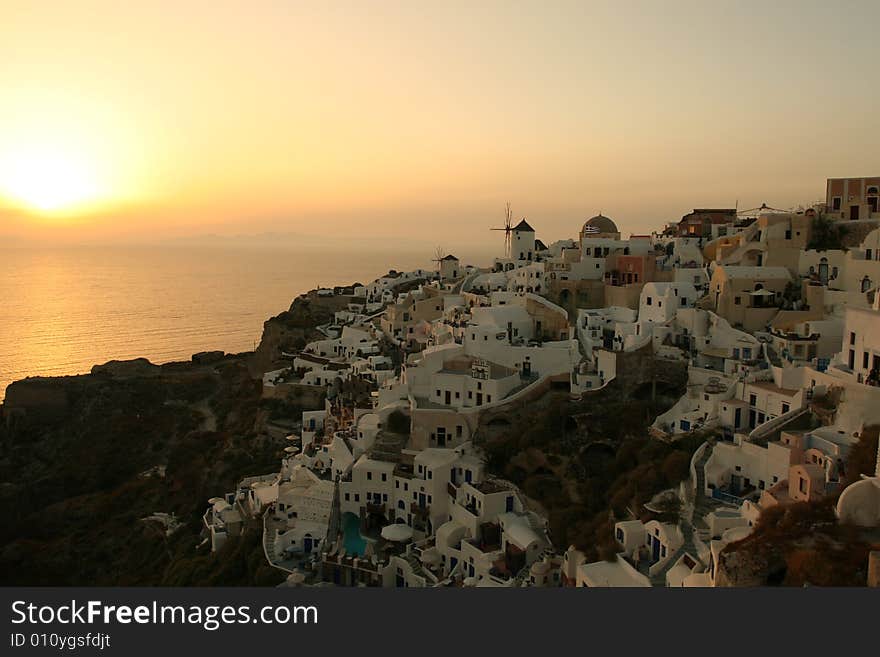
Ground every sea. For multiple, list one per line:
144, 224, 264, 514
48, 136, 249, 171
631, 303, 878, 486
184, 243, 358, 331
0, 244, 493, 399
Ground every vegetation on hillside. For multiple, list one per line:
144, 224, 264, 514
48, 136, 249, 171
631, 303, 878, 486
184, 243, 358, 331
0, 358, 286, 585
481, 376, 702, 562
807, 213, 848, 251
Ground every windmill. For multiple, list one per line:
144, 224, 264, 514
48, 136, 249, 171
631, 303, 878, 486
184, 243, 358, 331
491, 202, 514, 257
432, 246, 447, 277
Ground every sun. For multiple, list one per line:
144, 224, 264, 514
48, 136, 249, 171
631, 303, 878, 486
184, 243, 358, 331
0, 146, 104, 215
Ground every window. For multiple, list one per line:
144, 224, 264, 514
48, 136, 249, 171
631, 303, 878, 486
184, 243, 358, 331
381, 473, 387, 482
734, 296, 741, 305
850, 332, 856, 345
646, 297, 652, 306
782, 402, 790, 414
367, 472, 372, 481
832, 196, 841, 211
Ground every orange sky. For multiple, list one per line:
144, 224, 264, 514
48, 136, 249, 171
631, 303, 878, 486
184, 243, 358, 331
2, 1, 879, 247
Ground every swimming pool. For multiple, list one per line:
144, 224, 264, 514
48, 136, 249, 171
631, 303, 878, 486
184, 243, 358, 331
342, 512, 367, 556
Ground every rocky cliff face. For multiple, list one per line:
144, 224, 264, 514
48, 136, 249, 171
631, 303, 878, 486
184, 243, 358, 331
716, 500, 874, 587
0, 355, 285, 585
249, 292, 353, 376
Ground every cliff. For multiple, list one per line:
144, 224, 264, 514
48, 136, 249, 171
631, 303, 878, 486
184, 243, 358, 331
0, 354, 286, 585
717, 500, 875, 587
249, 291, 354, 376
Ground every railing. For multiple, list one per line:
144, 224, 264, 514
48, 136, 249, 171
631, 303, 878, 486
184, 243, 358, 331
711, 489, 745, 506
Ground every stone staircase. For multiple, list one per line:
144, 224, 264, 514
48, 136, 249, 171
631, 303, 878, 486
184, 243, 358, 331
369, 431, 407, 463
324, 480, 341, 549
650, 442, 714, 586
691, 442, 720, 530
263, 516, 279, 564
513, 547, 557, 587
405, 550, 439, 585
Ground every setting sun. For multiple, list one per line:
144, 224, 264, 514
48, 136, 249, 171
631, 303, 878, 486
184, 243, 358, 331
0, 146, 104, 215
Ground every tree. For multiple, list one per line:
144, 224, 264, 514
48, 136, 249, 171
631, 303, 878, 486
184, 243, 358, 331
386, 409, 410, 434
807, 213, 848, 251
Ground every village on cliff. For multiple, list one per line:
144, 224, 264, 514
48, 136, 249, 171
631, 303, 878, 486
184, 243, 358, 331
204, 176, 880, 587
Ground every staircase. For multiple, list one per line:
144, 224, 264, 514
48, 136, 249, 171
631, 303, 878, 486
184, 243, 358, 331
262, 513, 280, 566
324, 480, 341, 549
513, 547, 557, 587
369, 431, 406, 463
404, 550, 438, 585
691, 442, 718, 530
650, 443, 714, 587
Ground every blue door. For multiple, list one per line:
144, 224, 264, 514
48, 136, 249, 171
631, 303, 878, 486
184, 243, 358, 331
506, 496, 514, 512
303, 536, 313, 554
418, 493, 426, 507
652, 537, 661, 562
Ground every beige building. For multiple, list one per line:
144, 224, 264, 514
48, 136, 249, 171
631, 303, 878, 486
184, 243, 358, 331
439, 255, 460, 281
381, 287, 447, 349
708, 265, 790, 332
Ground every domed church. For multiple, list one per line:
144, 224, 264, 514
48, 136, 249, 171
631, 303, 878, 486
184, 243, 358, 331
580, 214, 620, 240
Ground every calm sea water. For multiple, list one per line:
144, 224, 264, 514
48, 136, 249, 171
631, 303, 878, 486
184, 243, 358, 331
0, 245, 491, 398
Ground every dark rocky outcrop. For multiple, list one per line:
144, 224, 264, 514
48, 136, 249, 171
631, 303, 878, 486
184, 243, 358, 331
0, 353, 285, 585
249, 291, 353, 376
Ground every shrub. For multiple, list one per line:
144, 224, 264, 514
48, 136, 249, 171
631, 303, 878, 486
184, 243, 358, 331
386, 410, 410, 434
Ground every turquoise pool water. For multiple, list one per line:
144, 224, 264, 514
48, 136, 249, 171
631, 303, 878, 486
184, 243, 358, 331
342, 512, 367, 556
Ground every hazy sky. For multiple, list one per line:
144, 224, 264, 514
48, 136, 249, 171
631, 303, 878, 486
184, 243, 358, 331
1, 0, 878, 247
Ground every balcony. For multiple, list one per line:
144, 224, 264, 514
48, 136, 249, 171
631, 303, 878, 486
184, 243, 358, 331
366, 502, 386, 515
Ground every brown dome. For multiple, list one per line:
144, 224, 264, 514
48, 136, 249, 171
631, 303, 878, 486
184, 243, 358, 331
582, 214, 618, 236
